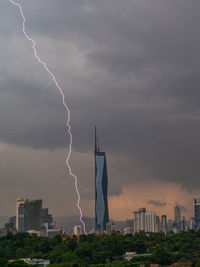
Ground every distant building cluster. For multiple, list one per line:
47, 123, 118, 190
128, 206, 194, 234
116, 201, 198, 235
2, 198, 62, 238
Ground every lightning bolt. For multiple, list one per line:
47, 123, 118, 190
8, 0, 87, 234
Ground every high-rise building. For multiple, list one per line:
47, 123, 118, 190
133, 208, 146, 232
174, 206, 181, 232
156, 216, 161, 232
16, 198, 42, 232
189, 217, 195, 230
94, 127, 109, 233
161, 215, 167, 232
24, 199, 42, 232
16, 198, 29, 231
194, 196, 200, 230
180, 216, 186, 232
145, 212, 156, 232
174, 206, 181, 222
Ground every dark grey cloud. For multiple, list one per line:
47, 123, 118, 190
147, 200, 167, 207
1, 0, 200, 217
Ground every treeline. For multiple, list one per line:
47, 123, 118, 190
1, 230, 200, 266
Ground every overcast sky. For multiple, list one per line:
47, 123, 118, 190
0, 0, 200, 220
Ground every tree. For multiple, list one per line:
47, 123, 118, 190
0, 258, 7, 267
151, 245, 174, 265
7, 260, 29, 267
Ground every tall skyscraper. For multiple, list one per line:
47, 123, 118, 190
174, 206, 181, 223
145, 212, 156, 232
133, 208, 146, 232
194, 196, 200, 230
16, 198, 42, 232
174, 206, 181, 232
94, 127, 109, 233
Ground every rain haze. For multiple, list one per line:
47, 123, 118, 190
1, 0, 200, 221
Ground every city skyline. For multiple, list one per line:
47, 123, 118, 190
2, 195, 198, 235
0, 0, 200, 221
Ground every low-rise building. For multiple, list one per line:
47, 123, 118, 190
8, 258, 50, 267
73, 225, 83, 236
123, 227, 133, 235
27, 230, 42, 237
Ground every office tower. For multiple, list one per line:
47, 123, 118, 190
94, 127, 109, 233
161, 215, 167, 232
24, 199, 42, 232
194, 196, 200, 230
133, 208, 146, 232
174, 206, 181, 232
145, 212, 156, 232
16, 198, 42, 232
41, 208, 53, 227
156, 216, 161, 232
73, 225, 83, 236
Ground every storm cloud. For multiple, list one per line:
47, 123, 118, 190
0, 0, 200, 219
147, 200, 167, 207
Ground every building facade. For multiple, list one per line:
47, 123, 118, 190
95, 127, 109, 233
